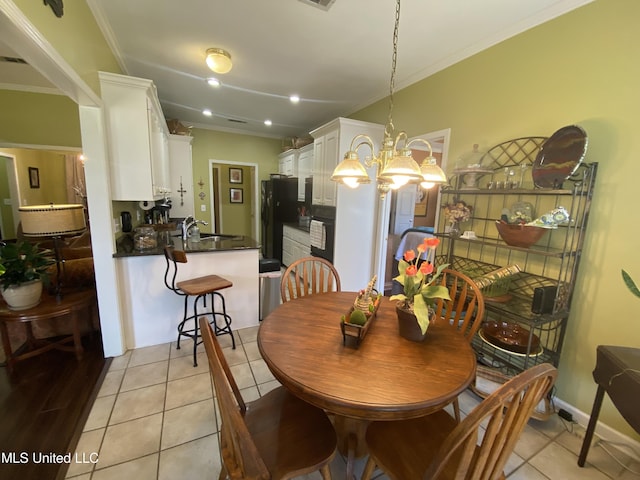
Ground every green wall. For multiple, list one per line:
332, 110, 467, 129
0, 148, 67, 205
190, 128, 281, 233
352, 0, 640, 439
0, 90, 81, 147
13, 0, 122, 96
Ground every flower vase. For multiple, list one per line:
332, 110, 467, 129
449, 222, 461, 238
396, 304, 431, 342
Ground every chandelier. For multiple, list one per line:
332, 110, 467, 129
330, 0, 447, 197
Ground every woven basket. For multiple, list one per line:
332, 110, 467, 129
495, 221, 547, 248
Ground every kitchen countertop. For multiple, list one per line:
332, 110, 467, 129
113, 232, 260, 258
283, 222, 310, 234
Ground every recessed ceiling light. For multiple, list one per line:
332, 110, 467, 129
206, 77, 220, 87
290, 95, 300, 104
202, 109, 213, 117
264, 119, 272, 126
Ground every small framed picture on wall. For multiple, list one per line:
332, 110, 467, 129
28, 167, 40, 189
230, 188, 243, 203
414, 188, 427, 216
229, 167, 243, 184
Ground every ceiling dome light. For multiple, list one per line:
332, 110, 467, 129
206, 77, 220, 87
290, 95, 300, 104
264, 119, 272, 126
202, 109, 213, 117
205, 48, 232, 74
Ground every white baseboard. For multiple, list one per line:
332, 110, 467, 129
554, 396, 640, 461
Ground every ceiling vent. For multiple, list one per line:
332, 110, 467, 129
227, 118, 247, 124
298, 0, 336, 11
0, 56, 28, 64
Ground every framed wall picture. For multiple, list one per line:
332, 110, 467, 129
414, 188, 428, 216
230, 188, 243, 203
28, 167, 40, 189
229, 167, 243, 184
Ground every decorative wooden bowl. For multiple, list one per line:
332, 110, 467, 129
495, 221, 548, 248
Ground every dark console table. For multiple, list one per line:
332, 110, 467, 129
578, 345, 640, 466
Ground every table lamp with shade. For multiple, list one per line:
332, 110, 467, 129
19, 204, 86, 299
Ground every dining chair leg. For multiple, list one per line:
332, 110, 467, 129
453, 398, 461, 423
218, 463, 227, 480
361, 456, 376, 480
320, 463, 332, 480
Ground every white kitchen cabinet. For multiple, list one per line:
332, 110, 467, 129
310, 128, 338, 206
296, 143, 313, 201
99, 71, 171, 201
282, 225, 311, 267
278, 149, 296, 177
310, 117, 385, 291
168, 134, 194, 219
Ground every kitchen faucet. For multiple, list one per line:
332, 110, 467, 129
182, 216, 208, 241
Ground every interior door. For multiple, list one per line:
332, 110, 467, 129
391, 184, 417, 235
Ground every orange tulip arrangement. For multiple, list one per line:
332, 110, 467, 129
390, 237, 450, 335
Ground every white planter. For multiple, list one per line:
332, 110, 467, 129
1, 279, 43, 310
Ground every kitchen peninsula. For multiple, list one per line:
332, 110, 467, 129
114, 233, 260, 350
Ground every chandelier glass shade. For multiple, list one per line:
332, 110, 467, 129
330, 0, 447, 197
205, 48, 232, 74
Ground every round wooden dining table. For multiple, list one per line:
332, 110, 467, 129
258, 291, 477, 478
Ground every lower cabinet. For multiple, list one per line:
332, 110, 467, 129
282, 225, 310, 267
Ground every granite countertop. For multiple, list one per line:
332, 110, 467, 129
113, 232, 260, 258
283, 222, 311, 234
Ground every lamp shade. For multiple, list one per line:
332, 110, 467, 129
378, 149, 423, 186
331, 151, 371, 188
19, 204, 86, 236
206, 48, 232, 74
419, 157, 448, 187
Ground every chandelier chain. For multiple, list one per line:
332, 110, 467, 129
387, 0, 401, 130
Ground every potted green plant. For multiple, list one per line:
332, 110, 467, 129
0, 241, 54, 310
390, 237, 451, 341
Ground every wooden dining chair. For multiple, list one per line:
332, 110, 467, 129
362, 363, 557, 480
280, 256, 341, 303
199, 317, 337, 479
433, 268, 485, 421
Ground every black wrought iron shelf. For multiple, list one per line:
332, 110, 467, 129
433, 233, 573, 258
435, 136, 597, 407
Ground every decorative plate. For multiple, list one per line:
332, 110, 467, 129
480, 320, 541, 355
532, 125, 588, 189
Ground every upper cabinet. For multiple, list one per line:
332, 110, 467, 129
99, 72, 171, 201
296, 144, 313, 201
310, 126, 339, 206
278, 149, 296, 177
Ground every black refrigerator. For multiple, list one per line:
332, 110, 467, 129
261, 177, 299, 262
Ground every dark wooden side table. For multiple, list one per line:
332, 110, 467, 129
578, 345, 640, 466
0, 290, 97, 375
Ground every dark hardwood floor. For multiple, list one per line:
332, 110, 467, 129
0, 333, 109, 480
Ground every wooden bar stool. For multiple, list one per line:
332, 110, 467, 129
163, 246, 236, 366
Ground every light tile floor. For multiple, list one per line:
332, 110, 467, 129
66, 326, 640, 479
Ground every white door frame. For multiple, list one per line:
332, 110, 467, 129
208, 159, 260, 238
